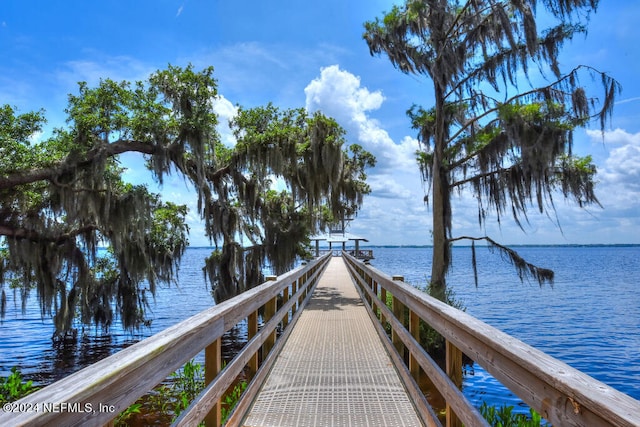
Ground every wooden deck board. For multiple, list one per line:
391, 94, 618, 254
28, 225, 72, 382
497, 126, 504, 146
242, 257, 424, 427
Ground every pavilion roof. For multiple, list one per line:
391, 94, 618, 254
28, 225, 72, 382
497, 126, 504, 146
310, 232, 369, 244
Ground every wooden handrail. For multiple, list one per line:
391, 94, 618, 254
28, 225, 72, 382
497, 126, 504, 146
1, 253, 331, 427
343, 251, 640, 427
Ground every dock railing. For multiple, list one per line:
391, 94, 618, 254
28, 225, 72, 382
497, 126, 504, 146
343, 251, 640, 427
1, 252, 331, 427
317, 249, 374, 260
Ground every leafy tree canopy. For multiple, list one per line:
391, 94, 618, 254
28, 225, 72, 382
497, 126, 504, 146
364, 0, 619, 297
0, 65, 375, 337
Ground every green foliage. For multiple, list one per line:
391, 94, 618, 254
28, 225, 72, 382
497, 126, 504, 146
0, 105, 46, 171
0, 63, 375, 335
0, 368, 38, 403
567, 154, 594, 173
364, 0, 619, 292
169, 359, 205, 419
0, 66, 198, 335
113, 403, 142, 425
116, 359, 206, 426
221, 380, 248, 424
115, 359, 248, 426
479, 402, 551, 427
206, 104, 374, 301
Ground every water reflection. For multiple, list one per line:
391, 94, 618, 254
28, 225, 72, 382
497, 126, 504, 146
221, 320, 249, 364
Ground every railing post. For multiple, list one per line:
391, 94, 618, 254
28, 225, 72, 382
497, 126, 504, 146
293, 277, 301, 315
282, 284, 290, 328
446, 340, 463, 427
263, 275, 278, 357
380, 287, 387, 325
409, 310, 420, 381
301, 272, 308, 301
391, 275, 405, 356
371, 279, 378, 315
205, 338, 222, 427
248, 311, 258, 375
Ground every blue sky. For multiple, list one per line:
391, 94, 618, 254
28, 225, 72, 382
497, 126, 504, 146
2, 1, 639, 246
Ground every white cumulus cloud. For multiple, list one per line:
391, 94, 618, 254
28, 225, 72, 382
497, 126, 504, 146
304, 65, 419, 172
579, 128, 640, 242
304, 65, 429, 244
588, 128, 640, 193
212, 95, 238, 147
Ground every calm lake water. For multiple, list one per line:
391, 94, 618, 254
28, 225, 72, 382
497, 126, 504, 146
1, 245, 639, 412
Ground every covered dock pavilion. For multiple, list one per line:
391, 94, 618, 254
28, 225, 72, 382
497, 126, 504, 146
309, 231, 373, 261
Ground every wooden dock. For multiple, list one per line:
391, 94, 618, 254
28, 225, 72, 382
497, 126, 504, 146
241, 257, 424, 427
5, 251, 640, 427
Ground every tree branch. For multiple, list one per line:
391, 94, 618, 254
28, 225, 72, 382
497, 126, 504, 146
450, 165, 508, 189
448, 235, 554, 286
0, 139, 158, 190
0, 223, 101, 244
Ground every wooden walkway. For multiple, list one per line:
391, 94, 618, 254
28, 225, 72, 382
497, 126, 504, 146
241, 257, 424, 427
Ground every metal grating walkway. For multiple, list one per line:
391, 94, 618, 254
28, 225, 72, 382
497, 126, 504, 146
242, 257, 424, 427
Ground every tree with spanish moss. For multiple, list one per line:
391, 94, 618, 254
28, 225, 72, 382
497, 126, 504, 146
364, 0, 619, 299
204, 103, 375, 301
0, 65, 374, 338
